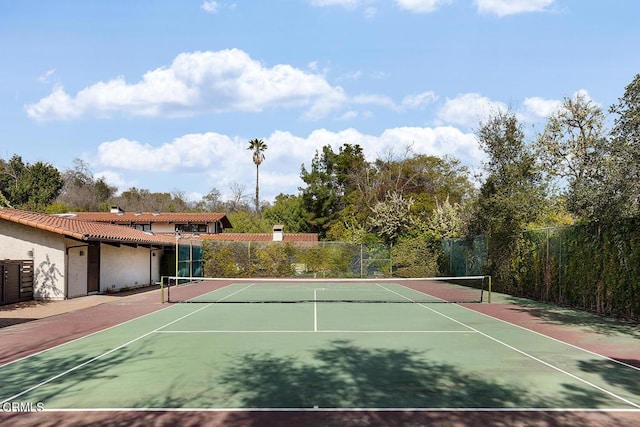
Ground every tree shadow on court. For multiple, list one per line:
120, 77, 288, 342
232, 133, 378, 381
217, 339, 616, 409
505, 297, 640, 339
577, 359, 640, 398
2, 339, 637, 427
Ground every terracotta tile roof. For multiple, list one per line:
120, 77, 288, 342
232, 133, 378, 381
0, 208, 175, 246
202, 233, 318, 243
67, 211, 232, 228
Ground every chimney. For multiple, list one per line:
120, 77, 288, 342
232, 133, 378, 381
272, 225, 284, 242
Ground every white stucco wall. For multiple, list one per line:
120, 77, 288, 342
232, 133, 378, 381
67, 244, 89, 298
150, 223, 175, 233
100, 244, 162, 292
0, 220, 67, 300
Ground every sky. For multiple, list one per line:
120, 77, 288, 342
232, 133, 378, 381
1, 0, 639, 205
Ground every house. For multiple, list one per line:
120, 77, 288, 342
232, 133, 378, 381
202, 225, 318, 245
65, 209, 319, 244
0, 208, 176, 302
65, 206, 232, 235
0, 206, 320, 304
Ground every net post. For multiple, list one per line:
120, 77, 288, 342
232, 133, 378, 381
487, 275, 492, 303
160, 276, 165, 304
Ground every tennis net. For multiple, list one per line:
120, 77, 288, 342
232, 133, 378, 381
160, 276, 491, 304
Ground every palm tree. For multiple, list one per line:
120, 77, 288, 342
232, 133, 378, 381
247, 138, 267, 212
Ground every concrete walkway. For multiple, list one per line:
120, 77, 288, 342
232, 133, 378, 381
0, 287, 159, 327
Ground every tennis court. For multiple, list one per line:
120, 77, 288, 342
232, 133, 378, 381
1, 278, 639, 425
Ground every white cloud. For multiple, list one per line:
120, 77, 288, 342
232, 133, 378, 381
94, 126, 482, 200
308, 0, 366, 9
394, 0, 452, 13
437, 93, 507, 128
309, 0, 555, 16
523, 90, 597, 122
336, 70, 362, 82
475, 0, 557, 17
25, 50, 435, 123
379, 126, 483, 165
201, 1, 219, 13
352, 94, 398, 109
93, 170, 131, 193
350, 91, 437, 112
571, 89, 599, 106
26, 49, 348, 121
27, 86, 81, 120
37, 68, 56, 83
97, 133, 239, 172
364, 6, 377, 18
401, 91, 438, 109
523, 96, 561, 119
309, 0, 377, 17
340, 110, 359, 120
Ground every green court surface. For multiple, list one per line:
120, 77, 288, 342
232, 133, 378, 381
1, 281, 640, 412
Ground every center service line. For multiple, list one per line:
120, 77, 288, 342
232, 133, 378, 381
313, 288, 318, 332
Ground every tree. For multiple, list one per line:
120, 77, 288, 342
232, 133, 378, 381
226, 211, 271, 233
471, 110, 546, 289
56, 159, 117, 211
193, 188, 225, 212
247, 138, 267, 213
369, 191, 416, 245
300, 144, 368, 238
225, 182, 251, 213
0, 155, 64, 212
109, 188, 189, 212
429, 196, 464, 239
607, 73, 640, 219
535, 93, 608, 218
262, 194, 308, 233
371, 151, 473, 207
0, 190, 11, 208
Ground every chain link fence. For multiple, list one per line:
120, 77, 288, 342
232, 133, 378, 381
441, 235, 488, 277
202, 241, 392, 278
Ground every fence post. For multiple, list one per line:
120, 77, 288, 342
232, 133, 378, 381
558, 228, 563, 303
465, 243, 468, 276
449, 240, 453, 275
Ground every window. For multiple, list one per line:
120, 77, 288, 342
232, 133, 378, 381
175, 224, 207, 233
132, 224, 151, 232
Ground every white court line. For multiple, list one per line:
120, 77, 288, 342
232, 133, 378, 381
457, 303, 640, 373
188, 282, 255, 303
312, 287, 327, 332
212, 283, 255, 303
0, 304, 175, 370
40, 407, 640, 413
379, 281, 640, 374
376, 283, 640, 410
155, 330, 476, 334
